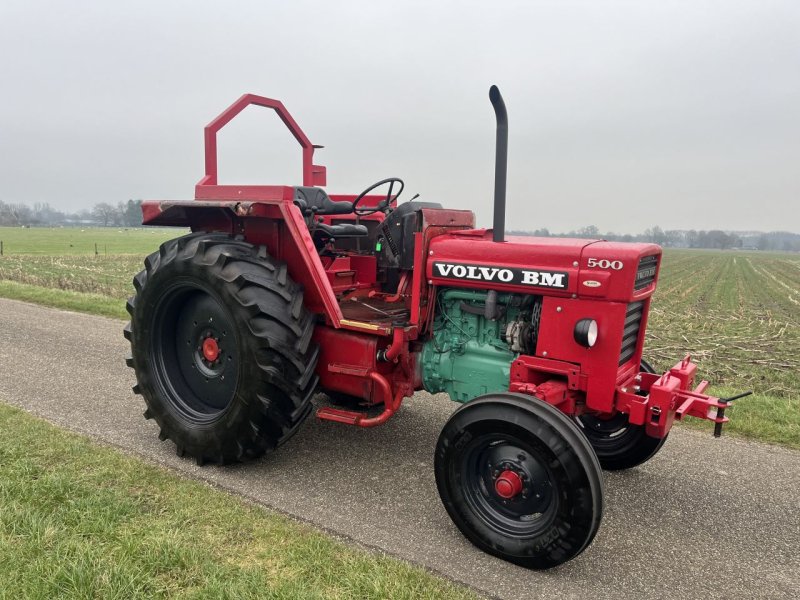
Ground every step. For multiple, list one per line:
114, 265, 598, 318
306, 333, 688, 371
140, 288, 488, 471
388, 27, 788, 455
316, 407, 365, 425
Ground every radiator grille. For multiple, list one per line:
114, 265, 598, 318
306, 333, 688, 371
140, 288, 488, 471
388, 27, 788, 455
619, 301, 644, 366
634, 255, 658, 291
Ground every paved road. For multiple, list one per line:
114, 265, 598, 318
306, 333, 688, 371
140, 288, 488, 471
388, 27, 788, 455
1, 298, 798, 599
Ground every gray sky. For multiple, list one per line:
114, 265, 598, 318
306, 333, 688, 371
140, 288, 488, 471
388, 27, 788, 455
1, 0, 798, 233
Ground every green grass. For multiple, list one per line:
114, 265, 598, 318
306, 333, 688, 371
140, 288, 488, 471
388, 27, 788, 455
0, 403, 475, 599
0, 280, 128, 319
0, 227, 180, 318
0, 226, 185, 255
679, 386, 800, 449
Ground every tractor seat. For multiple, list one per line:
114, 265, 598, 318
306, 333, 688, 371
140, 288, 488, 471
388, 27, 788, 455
314, 222, 368, 238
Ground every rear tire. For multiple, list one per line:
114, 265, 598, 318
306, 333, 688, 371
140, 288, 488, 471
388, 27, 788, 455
435, 393, 604, 569
124, 232, 319, 464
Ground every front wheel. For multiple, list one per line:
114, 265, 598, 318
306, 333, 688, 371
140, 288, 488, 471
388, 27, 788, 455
435, 393, 604, 570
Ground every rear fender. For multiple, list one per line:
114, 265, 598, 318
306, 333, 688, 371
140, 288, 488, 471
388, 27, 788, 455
141, 197, 342, 326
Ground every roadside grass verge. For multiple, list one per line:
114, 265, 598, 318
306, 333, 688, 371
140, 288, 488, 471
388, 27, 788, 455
0, 403, 476, 599
681, 387, 800, 449
0, 280, 127, 320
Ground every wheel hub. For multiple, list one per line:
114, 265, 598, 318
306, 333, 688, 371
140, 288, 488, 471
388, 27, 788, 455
202, 337, 220, 362
154, 289, 239, 415
494, 469, 523, 499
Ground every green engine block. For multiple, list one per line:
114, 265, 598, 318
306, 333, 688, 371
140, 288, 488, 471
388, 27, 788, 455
421, 289, 525, 403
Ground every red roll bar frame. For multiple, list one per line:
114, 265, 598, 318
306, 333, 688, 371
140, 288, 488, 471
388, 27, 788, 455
197, 94, 327, 188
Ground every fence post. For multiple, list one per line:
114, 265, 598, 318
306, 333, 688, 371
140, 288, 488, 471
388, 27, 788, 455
94, 242, 98, 256
0, 240, 3, 256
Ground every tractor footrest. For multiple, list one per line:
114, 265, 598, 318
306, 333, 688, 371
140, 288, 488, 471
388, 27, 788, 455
316, 407, 365, 425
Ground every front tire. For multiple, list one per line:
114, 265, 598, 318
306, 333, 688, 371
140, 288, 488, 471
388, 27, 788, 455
124, 233, 319, 464
435, 393, 604, 569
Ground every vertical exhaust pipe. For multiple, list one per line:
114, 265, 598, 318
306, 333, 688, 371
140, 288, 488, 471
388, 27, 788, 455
489, 85, 508, 243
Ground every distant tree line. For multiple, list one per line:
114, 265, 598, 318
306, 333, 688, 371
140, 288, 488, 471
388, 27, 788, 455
510, 225, 800, 252
0, 200, 143, 228
1, 199, 798, 252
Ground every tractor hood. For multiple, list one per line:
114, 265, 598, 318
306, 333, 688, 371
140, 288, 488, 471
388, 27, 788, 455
426, 229, 660, 302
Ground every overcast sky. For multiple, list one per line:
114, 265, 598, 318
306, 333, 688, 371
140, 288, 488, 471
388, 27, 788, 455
1, 1, 798, 233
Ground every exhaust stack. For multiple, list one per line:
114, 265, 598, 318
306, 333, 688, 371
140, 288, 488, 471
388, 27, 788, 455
489, 85, 508, 243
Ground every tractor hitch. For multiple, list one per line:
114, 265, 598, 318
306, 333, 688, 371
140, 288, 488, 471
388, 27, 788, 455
616, 356, 747, 439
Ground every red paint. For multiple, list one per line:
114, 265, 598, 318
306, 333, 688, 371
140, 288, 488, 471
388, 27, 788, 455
495, 470, 523, 499
202, 338, 220, 362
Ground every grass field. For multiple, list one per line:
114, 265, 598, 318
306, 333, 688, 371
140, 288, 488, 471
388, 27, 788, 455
0, 226, 184, 255
0, 404, 475, 599
645, 250, 800, 445
0, 227, 184, 319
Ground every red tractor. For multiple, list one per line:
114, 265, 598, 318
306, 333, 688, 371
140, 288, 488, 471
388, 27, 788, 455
125, 87, 736, 569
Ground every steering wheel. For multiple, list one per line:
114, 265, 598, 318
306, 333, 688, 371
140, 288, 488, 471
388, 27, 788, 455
351, 177, 404, 216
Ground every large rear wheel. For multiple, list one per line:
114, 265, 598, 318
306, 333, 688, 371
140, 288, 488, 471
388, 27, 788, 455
124, 233, 319, 464
435, 393, 604, 569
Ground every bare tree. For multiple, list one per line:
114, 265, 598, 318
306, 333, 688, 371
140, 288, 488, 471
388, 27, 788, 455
91, 202, 119, 226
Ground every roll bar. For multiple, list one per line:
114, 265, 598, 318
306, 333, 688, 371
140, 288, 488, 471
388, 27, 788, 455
197, 93, 327, 188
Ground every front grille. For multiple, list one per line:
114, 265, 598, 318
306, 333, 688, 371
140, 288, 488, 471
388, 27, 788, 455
634, 254, 658, 291
619, 301, 644, 366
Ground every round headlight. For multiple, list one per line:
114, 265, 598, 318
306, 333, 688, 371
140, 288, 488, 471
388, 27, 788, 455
574, 319, 598, 348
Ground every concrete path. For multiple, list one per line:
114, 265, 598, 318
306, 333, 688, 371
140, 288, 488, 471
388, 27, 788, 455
1, 297, 798, 599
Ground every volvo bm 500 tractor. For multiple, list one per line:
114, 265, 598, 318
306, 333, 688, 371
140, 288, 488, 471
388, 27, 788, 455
125, 87, 737, 569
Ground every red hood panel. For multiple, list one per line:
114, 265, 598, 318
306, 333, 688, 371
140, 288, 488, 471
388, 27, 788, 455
426, 230, 661, 301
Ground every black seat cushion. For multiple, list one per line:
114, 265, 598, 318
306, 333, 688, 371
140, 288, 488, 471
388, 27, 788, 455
314, 222, 368, 238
